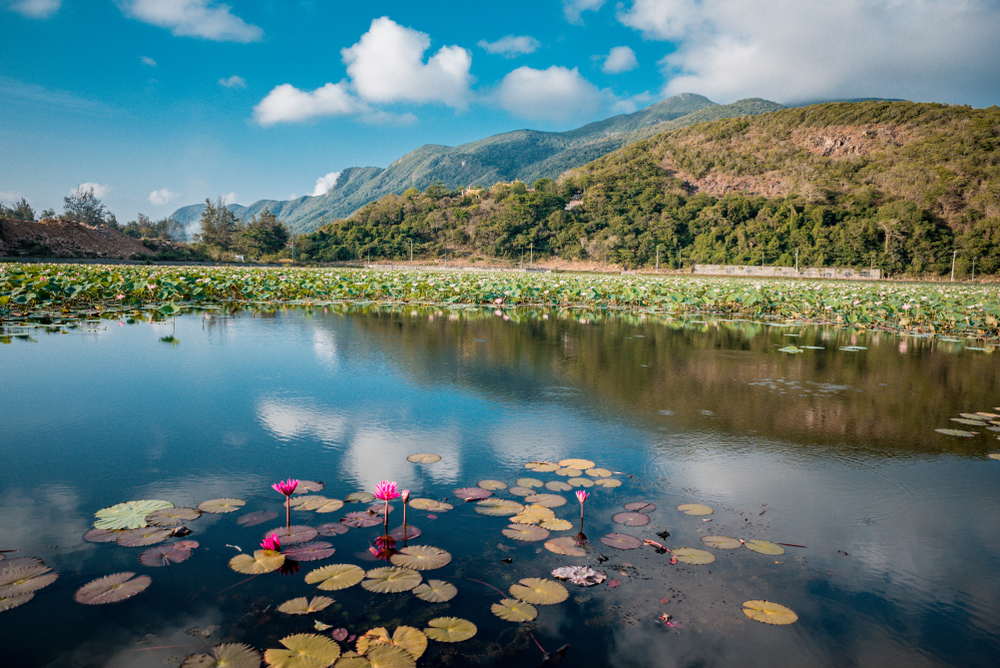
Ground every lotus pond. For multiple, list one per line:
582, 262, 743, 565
2, 301, 1000, 668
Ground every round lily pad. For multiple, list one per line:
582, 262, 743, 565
952, 418, 987, 426
613, 512, 650, 526
264, 633, 341, 668
744, 539, 785, 555
412, 579, 457, 602
283, 541, 336, 562
297, 497, 345, 513
389, 626, 427, 660
672, 547, 716, 564
509, 578, 568, 605
388, 525, 422, 541
515, 478, 544, 488
512, 504, 555, 524
229, 550, 285, 575
406, 453, 441, 463
180, 643, 260, 668
539, 518, 573, 531
408, 499, 452, 512
503, 524, 550, 542
295, 480, 326, 493
492, 598, 538, 622
317, 522, 349, 536
453, 488, 491, 502
585, 468, 613, 477
237, 510, 279, 527
264, 525, 319, 545
94, 499, 174, 530
0, 565, 58, 597
544, 481, 573, 492
197, 498, 245, 514
524, 461, 559, 472
83, 528, 125, 543
554, 467, 582, 477
116, 527, 173, 547
989, 453, 1000, 460
362, 567, 422, 593
138, 542, 198, 567
278, 596, 335, 615
567, 477, 594, 488
305, 564, 365, 591
477, 480, 507, 490
389, 546, 451, 570
600, 533, 642, 550
0, 556, 43, 570
474, 498, 524, 516
341, 512, 382, 528
145, 507, 201, 527
524, 494, 566, 508
677, 503, 713, 516
508, 487, 535, 497
935, 428, 977, 437
559, 458, 595, 469
345, 492, 376, 504
423, 617, 477, 643
593, 478, 621, 488
544, 537, 586, 556
702, 535, 743, 549
0, 592, 34, 612
742, 599, 798, 625
623, 502, 656, 513
365, 644, 416, 668
74, 572, 151, 604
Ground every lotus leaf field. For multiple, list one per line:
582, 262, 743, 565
2, 264, 999, 342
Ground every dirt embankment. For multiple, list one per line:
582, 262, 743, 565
0, 218, 152, 259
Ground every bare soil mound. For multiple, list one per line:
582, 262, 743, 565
0, 218, 152, 259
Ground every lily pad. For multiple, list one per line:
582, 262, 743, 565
341, 512, 382, 528
623, 502, 656, 513
229, 550, 285, 574
283, 541, 336, 562
477, 480, 507, 490
585, 468, 613, 477
388, 525, 421, 541
543, 537, 586, 556
600, 533, 642, 550
365, 644, 416, 668
197, 498, 246, 514
305, 564, 365, 591
988, 453, 1000, 460
744, 539, 785, 555
677, 503, 713, 516
0, 565, 58, 597
952, 418, 988, 426
559, 458, 595, 469
237, 510, 279, 527
701, 535, 743, 549
935, 428, 977, 437
297, 497, 345, 514
94, 499, 174, 530
317, 522, 350, 536
138, 542, 198, 567
423, 617, 477, 643
539, 518, 573, 531
474, 498, 524, 516
509, 578, 568, 605
0, 592, 34, 611
523, 493, 566, 508
180, 643, 261, 668
412, 579, 457, 602
544, 481, 573, 492
408, 499, 452, 512
406, 453, 441, 464
742, 599, 799, 625
74, 572, 151, 604
116, 527, 173, 547
672, 547, 716, 564
345, 492, 376, 504
567, 477, 594, 488
295, 480, 326, 493
524, 461, 559, 472
389, 545, 451, 570
515, 478, 544, 488
453, 487, 491, 502
361, 567, 422, 593
551, 565, 607, 586
778, 345, 803, 354
612, 512, 650, 526
389, 626, 427, 660
145, 507, 201, 527
593, 478, 621, 488
83, 528, 125, 543
492, 598, 537, 622
278, 596, 335, 615
507, 487, 535, 497
264, 633, 341, 668
264, 525, 319, 545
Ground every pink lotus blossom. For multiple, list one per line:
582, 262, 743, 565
400, 489, 410, 504
272, 479, 299, 496
373, 480, 399, 501
576, 490, 590, 503
115, 294, 125, 300
261, 533, 281, 552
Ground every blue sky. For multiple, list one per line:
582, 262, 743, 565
2, 0, 999, 223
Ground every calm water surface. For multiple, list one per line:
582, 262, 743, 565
2, 306, 999, 667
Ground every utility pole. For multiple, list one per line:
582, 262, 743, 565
795, 248, 799, 273
951, 250, 957, 281
410, 239, 413, 265
656, 245, 660, 272
520, 247, 524, 269
972, 257, 977, 282
530, 243, 533, 268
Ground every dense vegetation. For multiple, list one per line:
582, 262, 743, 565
296, 101, 1000, 278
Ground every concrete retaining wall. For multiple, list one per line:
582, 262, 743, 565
694, 264, 881, 280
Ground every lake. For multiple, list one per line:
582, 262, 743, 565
2, 305, 999, 667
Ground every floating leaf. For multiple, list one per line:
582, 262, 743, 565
317, 522, 349, 536
474, 498, 523, 516
544, 537, 587, 556
612, 512, 650, 526
477, 480, 507, 490
345, 492, 375, 504
264, 525, 319, 545
406, 453, 441, 464
412, 579, 457, 602
701, 535, 742, 549
283, 541, 336, 562
508, 487, 535, 497
138, 542, 198, 567
515, 478, 544, 488
295, 481, 326, 493
94, 499, 174, 530
554, 467, 582, 477
544, 481, 572, 492
0, 556, 43, 570
355, 628, 390, 656
742, 599, 798, 625
677, 503, 713, 516
388, 525, 421, 541
389, 546, 451, 570
0, 592, 34, 612
623, 502, 656, 513
511, 504, 555, 524
408, 499, 452, 512
145, 507, 201, 527
361, 567, 422, 593
523, 494, 566, 508
296, 497, 345, 513
423, 618, 477, 643
197, 498, 245, 514
935, 428, 977, 437
524, 461, 559, 472
585, 468, 613, 477
567, 477, 594, 488
509, 578, 568, 605
74, 572, 151, 604
389, 626, 427, 660
278, 596, 334, 615
453, 488, 491, 502
492, 598, 537, 622
593, 478, 621, 488
502, 523, 549, 541
672, 547, 716, 564
238, 510, 279, 527
305, 564, 365, 591
314, 621, 332, 632
229, 550, 285, 575
180, 643, 260, 668
551, 565, 607, 586
116, 527, 173, 547
744, 539, 785, 555
264, 633, 341, 668
600, 533, 642, 550
988, 453, 1000, 460
952, 418, 988, 426
331, 653, 367, 668
539, 518, 573, 531
365, 644, 415, 668
839, 346, 867, 352
83, 528, 124, 543
559, 458, 595, 469
0, 565, 58, 597
341, 512, 381, 528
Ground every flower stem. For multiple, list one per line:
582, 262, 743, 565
285, 496, 291, 530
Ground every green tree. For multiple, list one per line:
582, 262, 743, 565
196, 198, 238, 251
63, 186, 114, 226
1, 198, 36, 221
237, 208, 289, 256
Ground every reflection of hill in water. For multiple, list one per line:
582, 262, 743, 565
312, 305, 1000, 458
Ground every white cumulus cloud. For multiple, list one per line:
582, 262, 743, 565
341, 16, 473, 108
9, 0, 60, 18
617, 0, 1000, 106
73, 182, 110, 198
602, 46, 638, 73
563, 0, 606, 24
311, 172, 341, 197
496, 65, 602, 123
148, 188, 180, 206
222, 192, 237, 205
139, 55, 157, 67
118, 0, 263, 43
253, 82, 364, 126
218, 75, 246, 89
478, 35, 540, 57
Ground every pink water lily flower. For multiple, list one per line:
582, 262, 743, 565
272, 479, 299, 496
576, 490, 590, 504
261, 533, 281, 552
373, 480, 399, 501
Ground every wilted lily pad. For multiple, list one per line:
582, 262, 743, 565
278, 596, 334, 615
138, 542, 198, 567
544, 481, 573, 492
116, 527, 173, 547
238, 510, 280, 527
412, 579, 457, 602
677, 503, 713, 516
180, 643, 260, 668
94, 499, 174, 530
406, 453, 441, 464
503, 524, 550, 542
453, 487, 492, 502
197, 498, 245, 514
600, 533, 642, 550
362, 567, 422, 593
283, 541, 336, 562
702, 535, 743, 549
672, 547, 716, 564
389, 546, 451, 570
265, 525, 319, 545
423, 617, 477, 643
492, 598, 537, 622
145, 507, 201, 527
559, 458, 595, 469
475, 498, 523, 516
509, 577, 568, 605
742, 599, 798, 625
544, 537, 586, 556
74, 572, 151, 604
477, 480, 507, 490
264, 633, 340, 668
551, 565, 607, 586
229, 550, 285, 574
613, 512, 650, 526
305, 564, 365, 591
0, 564, 58, 597
345, 492, 376, 504
744, 539, 785, 555
523, 493, 566, 508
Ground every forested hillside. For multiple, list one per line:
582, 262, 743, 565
296, 101, 1000, 277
